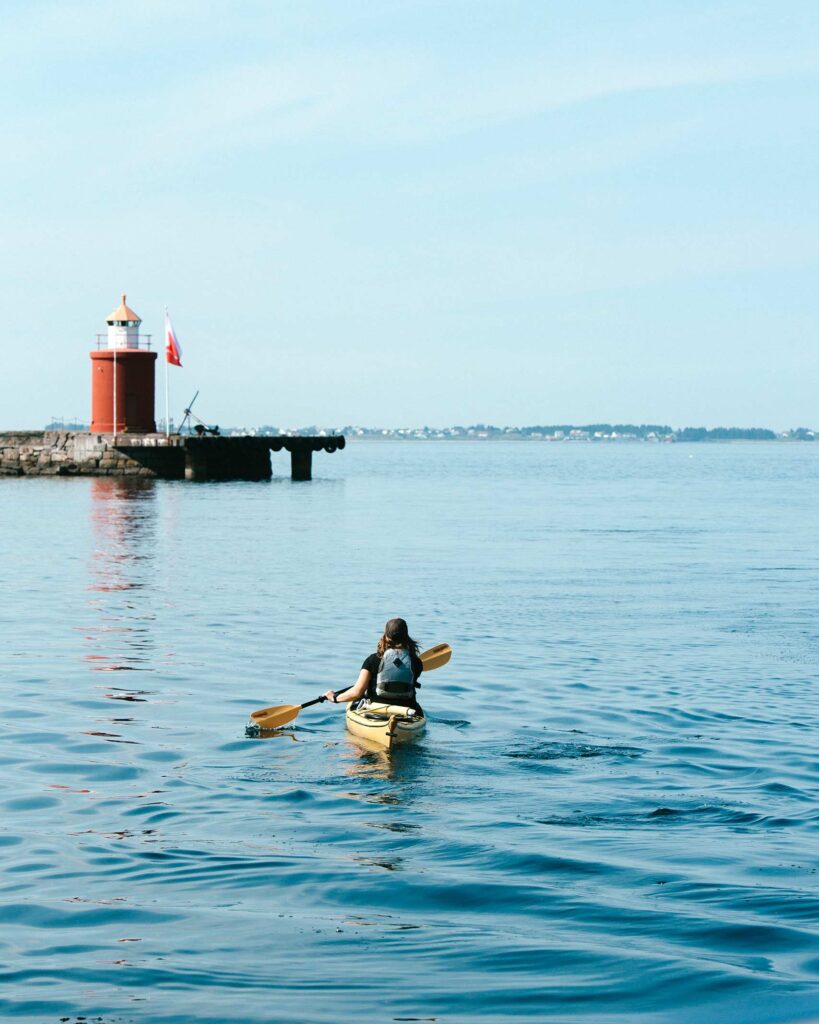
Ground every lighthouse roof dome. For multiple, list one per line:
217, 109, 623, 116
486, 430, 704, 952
106, 293, 141, 324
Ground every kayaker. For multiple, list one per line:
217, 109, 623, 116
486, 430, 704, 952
324, 617, 423, 710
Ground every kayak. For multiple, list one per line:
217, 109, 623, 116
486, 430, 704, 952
345, 700, 426, 749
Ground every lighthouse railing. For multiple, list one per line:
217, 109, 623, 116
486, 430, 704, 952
95, 335, 153, 350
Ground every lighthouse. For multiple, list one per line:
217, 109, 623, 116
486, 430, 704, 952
90, 294, 157, 433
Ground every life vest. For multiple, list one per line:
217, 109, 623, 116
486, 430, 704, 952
374, 648, 416, 701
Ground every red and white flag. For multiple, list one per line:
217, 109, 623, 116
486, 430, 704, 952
165, 312, 183, 367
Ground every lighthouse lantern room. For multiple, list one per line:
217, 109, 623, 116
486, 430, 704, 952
90, 294, 157, 434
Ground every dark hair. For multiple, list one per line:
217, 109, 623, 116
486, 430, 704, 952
376, 617, 420, 657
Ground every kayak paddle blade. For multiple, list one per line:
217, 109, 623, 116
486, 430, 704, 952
420, 643, 451, 671
249, 704, 301, 730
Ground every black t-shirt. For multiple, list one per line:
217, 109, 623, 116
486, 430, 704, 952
361, 649, 423, 707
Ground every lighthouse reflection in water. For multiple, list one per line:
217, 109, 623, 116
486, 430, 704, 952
85, 478, 158, 680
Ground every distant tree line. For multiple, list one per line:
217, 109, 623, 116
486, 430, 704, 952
45, 419, 88, 431
675, 427, 778, 441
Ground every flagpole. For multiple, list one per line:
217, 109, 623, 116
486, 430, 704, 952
164, 306, 170, 436
113, 346, 117, 444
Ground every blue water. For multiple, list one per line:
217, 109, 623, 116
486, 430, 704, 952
1, 442, 818, 1023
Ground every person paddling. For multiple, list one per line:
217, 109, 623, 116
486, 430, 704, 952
324, 618, 423, 711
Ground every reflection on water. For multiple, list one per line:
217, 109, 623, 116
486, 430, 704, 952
83, 478, 158, 674
340, 737, 432, 844
341, 736, 397, 779
88, 477, 156, 591
247, 728, 300, 743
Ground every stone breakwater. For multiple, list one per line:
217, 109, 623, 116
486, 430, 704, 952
0, 432, 179, 478
0, 432, 345, 481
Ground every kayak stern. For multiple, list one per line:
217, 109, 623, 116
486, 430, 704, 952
345, 701, 425, 749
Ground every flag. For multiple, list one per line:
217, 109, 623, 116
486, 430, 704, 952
165, 312, 183, 367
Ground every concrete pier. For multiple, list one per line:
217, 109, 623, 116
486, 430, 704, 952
0, 432, 345, 482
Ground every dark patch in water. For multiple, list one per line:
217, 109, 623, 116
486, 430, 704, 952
506, 741, 645, 762
539, 805, 771, 830
366, 821, 421, 833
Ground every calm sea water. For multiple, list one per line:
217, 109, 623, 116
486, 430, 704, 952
1, 441, 818, 1024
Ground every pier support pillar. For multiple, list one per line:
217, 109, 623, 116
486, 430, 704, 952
290, 446, 312, 481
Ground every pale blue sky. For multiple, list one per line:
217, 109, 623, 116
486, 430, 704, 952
2, 1, 818, 429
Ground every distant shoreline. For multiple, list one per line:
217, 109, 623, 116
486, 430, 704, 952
42, 422, 817, 443
343, 435, 815, 443
336, 425, 815, 443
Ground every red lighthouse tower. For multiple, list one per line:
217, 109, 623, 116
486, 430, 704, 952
90, 294, 157, 433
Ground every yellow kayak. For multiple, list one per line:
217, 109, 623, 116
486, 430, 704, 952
345, 701, 426, 749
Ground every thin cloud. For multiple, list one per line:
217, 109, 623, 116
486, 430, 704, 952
99, 46, 819, 160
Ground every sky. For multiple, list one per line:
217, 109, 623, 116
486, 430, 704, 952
2, 0, 818, 430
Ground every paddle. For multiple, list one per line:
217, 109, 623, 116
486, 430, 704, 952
249, 643, 451, 731
417, 642, 451, 672
248, 689, 346, 731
